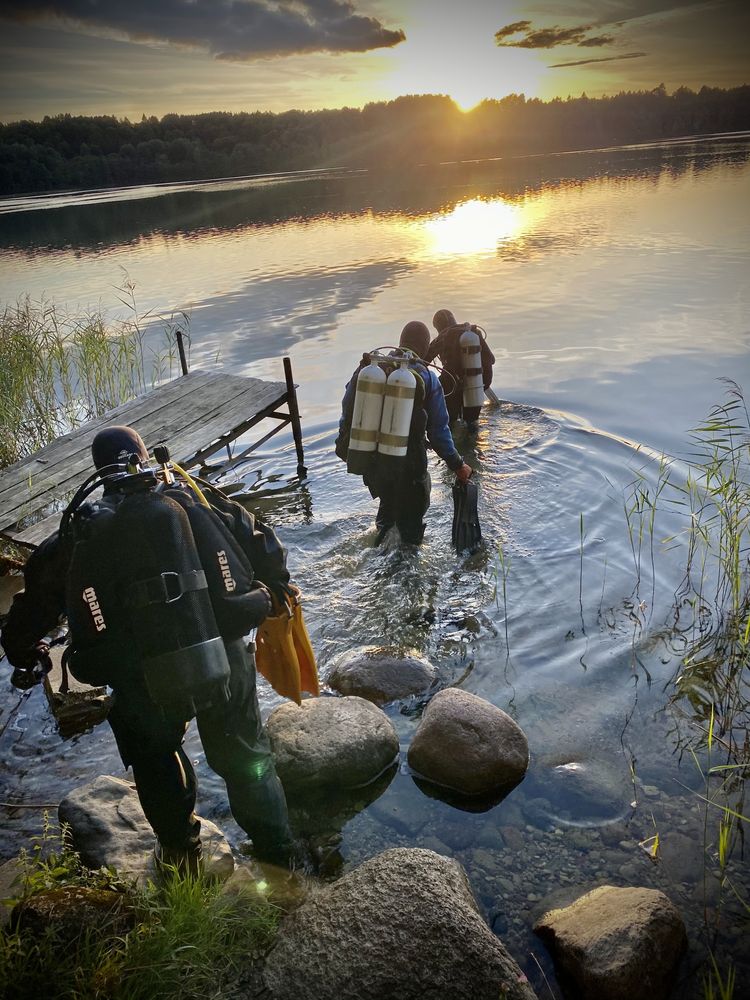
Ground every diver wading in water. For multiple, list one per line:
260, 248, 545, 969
1, 426, 300, 875
427, 309, 496, 434
336, 321, 472, 546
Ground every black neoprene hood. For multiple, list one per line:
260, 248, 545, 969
91, 425, 149, 471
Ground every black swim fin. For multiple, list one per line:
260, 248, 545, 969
452, 477, 482, 553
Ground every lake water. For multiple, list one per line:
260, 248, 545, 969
1, 134, 749, 997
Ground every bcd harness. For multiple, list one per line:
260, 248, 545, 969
63, 465, 269, 719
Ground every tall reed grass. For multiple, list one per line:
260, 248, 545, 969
625, 380, 749, 1000
0, 292, 185, 470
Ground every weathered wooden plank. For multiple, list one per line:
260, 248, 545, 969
0, 373, 287, 529
2, 513, 64, 548
0, 372, 224, 510
172, 386, 288, 466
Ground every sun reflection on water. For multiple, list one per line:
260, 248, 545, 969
420, 197, 527, 258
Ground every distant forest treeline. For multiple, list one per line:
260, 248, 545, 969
1, 84, 749, 196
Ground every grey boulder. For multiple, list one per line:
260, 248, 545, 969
407, 688, 529, 796
326, 645, 437, 705
262, 847, 538, 1000
534, 884, 686, 1000
58, 775, 234, 884
267, 696, 399, 790
531, 757, 632, 825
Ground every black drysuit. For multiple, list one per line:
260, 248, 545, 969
1, 485, 295, 864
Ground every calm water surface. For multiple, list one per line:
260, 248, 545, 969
1, 134, 749, 997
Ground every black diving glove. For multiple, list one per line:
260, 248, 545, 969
243, 581, 273, 626
9, 643, 52, 690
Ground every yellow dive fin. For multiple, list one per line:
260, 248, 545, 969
290, 597, 319, 698
255, 591, 318, 704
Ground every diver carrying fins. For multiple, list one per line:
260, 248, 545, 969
452, 473, 482, 554
335, 321, 472, 547
1, 425, 317, 872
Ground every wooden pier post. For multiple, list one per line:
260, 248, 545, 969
283, 356, 307, 479
176, 328, 189, 376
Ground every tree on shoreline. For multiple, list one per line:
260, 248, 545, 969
1, 84, 749, 197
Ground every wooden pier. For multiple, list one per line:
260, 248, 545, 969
0, 358, 306, 551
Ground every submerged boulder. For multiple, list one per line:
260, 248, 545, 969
534, 884, 686, 1000
267, 696, 399, 790
407, 689, 529, 797
531, 757, 632, 826
262, 847, 538, 1000
58, 775, 234, 884
326, 645, 437, 705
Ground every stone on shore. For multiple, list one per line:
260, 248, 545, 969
534, 884, 687, 1000
58, 775, 234, 884
0, 858, 25, 927
407, 689, 529, 797
262, 847, 538, 1000
325, 646, 437, 705
267, 696, 399, 790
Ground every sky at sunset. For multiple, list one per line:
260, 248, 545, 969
0, 1, 747, 123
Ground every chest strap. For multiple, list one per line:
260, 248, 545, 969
127, 570, 207, 607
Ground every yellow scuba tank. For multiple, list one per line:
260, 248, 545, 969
347, 358, 387, 475
460, 324, 484, 409
377, 359, 417, 462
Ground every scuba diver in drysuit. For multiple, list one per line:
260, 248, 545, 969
427, 309, 496, 433
336, 321, 472, 545
1, 426, 297, 873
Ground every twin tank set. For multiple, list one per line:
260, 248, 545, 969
346, 324, 484, 474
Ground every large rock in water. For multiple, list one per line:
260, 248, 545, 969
262, 847, 538, 1000
534, 884, 686, 1000
326, 646, 437, 705
407, 689, 529, 796
58, 775, 234, 884
267, 696, 399, 790
530, 757, 631, 825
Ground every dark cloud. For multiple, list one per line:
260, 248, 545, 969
495, 20, 617, 49
493, 20, 531, 42
548, 51, 648, 68
579, 34, 616, 47
0, 0, 406, 59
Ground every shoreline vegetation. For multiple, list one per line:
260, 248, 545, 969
0, 294, 182, 470
1, 84, 749, 197
0, 819, 281, 1000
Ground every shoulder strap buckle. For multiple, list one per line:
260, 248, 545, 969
127, 569, 207, 607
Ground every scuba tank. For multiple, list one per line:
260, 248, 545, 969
377, 359, 417, 463
347, 357, 387, 475
64, 462, 232, 719
460, 324, 485, 409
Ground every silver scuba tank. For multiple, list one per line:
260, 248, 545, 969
347, 358, 387, 475
460, 324, 484, 409
378, 359, 417, 461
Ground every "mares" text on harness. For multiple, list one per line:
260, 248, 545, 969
217, 551, 236, 592
82, 586, 107, 631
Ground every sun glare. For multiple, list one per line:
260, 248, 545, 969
422, 198, 524, 257
449, 78, 488, 113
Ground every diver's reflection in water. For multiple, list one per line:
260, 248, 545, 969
285, 763, 397, 878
